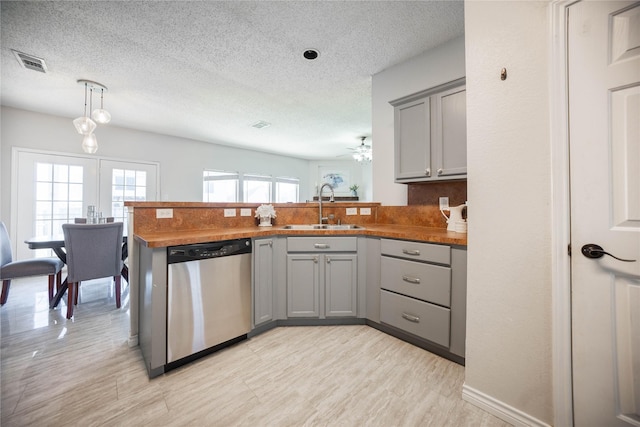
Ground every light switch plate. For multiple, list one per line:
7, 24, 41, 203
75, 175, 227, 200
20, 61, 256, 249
240, 208, 252, 217
156, 208, 173, 219
439, 197, 449, 210
360, 207, 371, 215
346, 207, 357, 215
224, 208, 236, 217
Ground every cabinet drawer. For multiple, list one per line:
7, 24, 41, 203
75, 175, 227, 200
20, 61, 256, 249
381, 239, 450, 265
381, 256, 451, 307
380, 290, 450, 348
287, 237, 357, 252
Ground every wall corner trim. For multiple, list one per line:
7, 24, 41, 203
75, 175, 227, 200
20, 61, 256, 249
462, 384, 552, 427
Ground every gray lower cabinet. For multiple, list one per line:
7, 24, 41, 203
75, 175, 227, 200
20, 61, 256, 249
379, 238, 466, 359
286, 237, 358, 318
253, 238, 275, 327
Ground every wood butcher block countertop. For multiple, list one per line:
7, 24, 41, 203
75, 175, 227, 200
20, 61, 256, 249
133, 224, 467, 248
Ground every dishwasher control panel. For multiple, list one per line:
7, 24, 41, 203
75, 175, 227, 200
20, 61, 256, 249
167, 238, 252, 263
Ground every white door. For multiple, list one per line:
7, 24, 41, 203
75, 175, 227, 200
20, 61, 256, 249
98, 159, 159, 233
569, 1, 640, 426
13, 150, 98, 259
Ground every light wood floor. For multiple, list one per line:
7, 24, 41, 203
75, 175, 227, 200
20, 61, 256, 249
1, 276, 510, 426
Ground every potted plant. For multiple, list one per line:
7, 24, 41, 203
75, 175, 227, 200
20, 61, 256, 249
255, 204, 277, 227
349, 184, 359, 197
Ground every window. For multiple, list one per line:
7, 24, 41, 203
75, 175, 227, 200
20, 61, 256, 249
243, 174, 272, 203
112, 168, 148, 229
203, 170, 299, 203
34, 163, 84, 237
34, 163, 84, 257
203, 170, 239, 202
275, 177, 299, 203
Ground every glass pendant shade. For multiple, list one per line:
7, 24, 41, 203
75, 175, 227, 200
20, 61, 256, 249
91, 108, 111, 124
73, 116, 97, 135
81, 133, 98, 154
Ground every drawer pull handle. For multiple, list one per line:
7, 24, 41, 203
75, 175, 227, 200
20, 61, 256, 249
402, 249, 421, 256
313, 256, 319, 264
402, 275, 420, 284
402, 313, 420, 323
314, 243, 330, 249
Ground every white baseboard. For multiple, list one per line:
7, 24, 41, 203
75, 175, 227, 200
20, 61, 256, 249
462, 383, 552, 427
128, 334, 138, 347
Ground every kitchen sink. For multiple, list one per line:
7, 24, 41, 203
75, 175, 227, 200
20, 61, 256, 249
283, 224, 365, 230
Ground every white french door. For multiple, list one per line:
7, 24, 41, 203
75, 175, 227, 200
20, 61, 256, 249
98, 159, 159, 235
13, 150, 98, 259
12, 148, 159, 259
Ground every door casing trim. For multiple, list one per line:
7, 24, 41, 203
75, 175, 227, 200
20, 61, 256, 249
550, 1, 576, 426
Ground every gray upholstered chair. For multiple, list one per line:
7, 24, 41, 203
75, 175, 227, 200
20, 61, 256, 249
62, 222, 123, 319
1, 221, 64, 305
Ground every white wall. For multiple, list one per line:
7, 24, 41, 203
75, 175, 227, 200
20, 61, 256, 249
0, 107, 315, 223
464, 1, 553, 424
371, 36, 466, 205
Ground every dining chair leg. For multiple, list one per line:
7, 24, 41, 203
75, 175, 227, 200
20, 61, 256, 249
66, 282, 74, 319
48, 274, 55, 303
0, 279, 11, 305
56, 271, 62, 291
74, 282, 80, 305
114, 276, 121, 308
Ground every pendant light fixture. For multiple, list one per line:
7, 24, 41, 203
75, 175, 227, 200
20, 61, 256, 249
72, 79, 110, 153
81, 133, 98, 154
92, 87, 111, 124
73, 81, 96, 135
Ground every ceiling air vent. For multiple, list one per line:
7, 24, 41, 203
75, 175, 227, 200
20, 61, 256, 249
251, 120, 271, 129
12, 49, 48, 73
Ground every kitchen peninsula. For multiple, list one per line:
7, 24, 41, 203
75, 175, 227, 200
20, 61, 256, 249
125, 202, 467, 377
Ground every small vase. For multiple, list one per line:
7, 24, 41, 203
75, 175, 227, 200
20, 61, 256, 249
259, 216, 272, 227
351, 190, 358, 197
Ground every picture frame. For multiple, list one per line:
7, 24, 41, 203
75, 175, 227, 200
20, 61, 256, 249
318, 166, 351, 196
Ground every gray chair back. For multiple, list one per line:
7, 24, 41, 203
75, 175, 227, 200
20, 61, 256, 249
62, 223, 123, 283
1, 222, 13, 268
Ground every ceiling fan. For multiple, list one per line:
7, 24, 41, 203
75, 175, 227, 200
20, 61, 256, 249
348, 136, 372, 163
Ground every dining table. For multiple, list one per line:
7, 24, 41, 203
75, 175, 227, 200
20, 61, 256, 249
24, 235, 128, 309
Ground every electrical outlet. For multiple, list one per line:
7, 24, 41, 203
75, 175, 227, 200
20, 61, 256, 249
439, 197, 449, 210
346, 207, 357, 215
156, 208, 173, 219
360, 207, 371, 215
240, 208, 252, 217
224, 208, 236, 217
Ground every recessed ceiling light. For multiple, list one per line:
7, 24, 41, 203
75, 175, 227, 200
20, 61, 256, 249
303, 49, 319, 60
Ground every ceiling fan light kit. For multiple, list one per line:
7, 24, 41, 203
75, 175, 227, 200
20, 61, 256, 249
352, 136, 372, 163
73, 79, 110, 153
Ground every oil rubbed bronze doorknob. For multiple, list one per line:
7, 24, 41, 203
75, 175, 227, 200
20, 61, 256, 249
581, 244, 636, 262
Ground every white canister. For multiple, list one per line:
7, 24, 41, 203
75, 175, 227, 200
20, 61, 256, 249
454, 220, 467, 233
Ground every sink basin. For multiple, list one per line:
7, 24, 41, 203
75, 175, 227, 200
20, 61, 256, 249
283, 224, 364, 230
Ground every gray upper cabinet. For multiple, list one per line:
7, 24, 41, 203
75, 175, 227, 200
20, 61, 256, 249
434, 84, 467, 177
394, 96, 431, 180
390, 78, 466, 183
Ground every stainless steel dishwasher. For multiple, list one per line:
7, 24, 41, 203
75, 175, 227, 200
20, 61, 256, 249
166, 238, 252, 367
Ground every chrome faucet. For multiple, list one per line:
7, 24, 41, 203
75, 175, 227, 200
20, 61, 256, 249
318, 183, 335, 224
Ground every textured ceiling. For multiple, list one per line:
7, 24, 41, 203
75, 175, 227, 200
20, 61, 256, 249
1, 1, 464, 159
